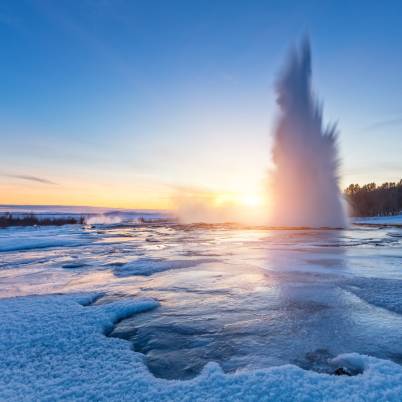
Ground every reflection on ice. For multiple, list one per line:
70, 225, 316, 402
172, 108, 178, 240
1, 221, 402, 379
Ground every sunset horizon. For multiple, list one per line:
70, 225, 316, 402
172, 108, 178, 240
1, 2, 401, 212
1, 2, 402, 401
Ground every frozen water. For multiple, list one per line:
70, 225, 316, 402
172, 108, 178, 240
113, 257, 219, 277
0, 217, 402, 398
0, 225, 93, 252
2, 293, 402, 401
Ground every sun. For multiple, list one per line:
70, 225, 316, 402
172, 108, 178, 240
238, 193, 264, 207
213, 192, 264, 208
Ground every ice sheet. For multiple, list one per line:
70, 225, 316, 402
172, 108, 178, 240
1, 222, 402, 399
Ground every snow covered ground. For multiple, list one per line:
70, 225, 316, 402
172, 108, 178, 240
1, 293, 402, 401
1, 218, 402, 400
353, 215, 402, 225
0, 205, 168, 225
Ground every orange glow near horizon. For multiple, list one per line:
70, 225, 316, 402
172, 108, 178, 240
0, 181, 171, 210
172, 185, 271, 224
0, 178, 270, 214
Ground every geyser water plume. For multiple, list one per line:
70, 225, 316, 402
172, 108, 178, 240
270, 39, 347, 228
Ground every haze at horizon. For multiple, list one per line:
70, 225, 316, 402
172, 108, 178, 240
1, 0, 402, 209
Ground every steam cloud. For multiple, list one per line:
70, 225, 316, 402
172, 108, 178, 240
270, 38, 347, 228
174, 38, 347, 227
86, 214, 122, 225
173, 190, 264, 225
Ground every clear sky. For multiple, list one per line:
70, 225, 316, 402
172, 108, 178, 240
1, 0, 401, 209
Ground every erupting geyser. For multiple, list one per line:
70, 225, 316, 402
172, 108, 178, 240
271, 39, 347, 228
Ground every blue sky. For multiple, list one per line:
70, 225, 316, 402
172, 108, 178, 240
0, 0, 401, 208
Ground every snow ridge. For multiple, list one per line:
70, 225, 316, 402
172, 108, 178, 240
1, 294, 402, 401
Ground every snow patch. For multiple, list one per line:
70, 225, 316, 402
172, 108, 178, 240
353, 215, 402, 226
0, 237, 86, 252
1, 294, 402, 401
113, 257, 217, 277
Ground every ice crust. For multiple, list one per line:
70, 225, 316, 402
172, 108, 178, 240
353, 215, 402, 225
0, 237, 86, 252
1, 293, 402, 401
0, 226, 91, 252
113, 257, 218, 276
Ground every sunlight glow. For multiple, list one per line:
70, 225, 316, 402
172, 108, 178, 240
213, 192, 264, 207
238, 194, 264, 207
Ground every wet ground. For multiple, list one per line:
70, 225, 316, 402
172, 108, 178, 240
1, 222, 402, 379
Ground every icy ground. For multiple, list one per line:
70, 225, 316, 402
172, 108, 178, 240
1, 217, 402, 400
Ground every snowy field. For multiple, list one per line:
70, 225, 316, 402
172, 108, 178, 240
1, 217, 402, 400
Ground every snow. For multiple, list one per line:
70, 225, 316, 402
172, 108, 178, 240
353, 215, 402, 225
0, 226, 92, 252
0, 293, 401, 401
113, 257, 218, 276
343, 276, 402, 315
0, 204, 167, 217
0, 237, 86, 252
1, 222, 402, 400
